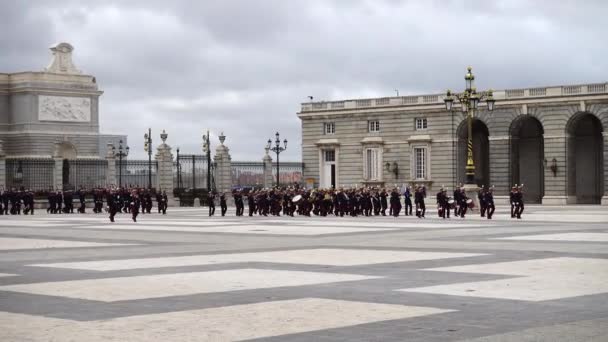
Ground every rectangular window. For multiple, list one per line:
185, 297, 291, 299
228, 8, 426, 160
414, 147, 426, 179
324, 122, 335, 135
415, 117, 428, 130
324, 149, 335, 162
365, 148, 379, 180
368, 120, 380, 132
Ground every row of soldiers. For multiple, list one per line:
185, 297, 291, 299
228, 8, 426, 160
205, 183, 525, 220
0, 189, 36, 215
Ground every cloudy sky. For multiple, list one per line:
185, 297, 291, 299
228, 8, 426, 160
2, 0, 606, 160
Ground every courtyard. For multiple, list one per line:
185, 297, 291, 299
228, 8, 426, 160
0, 206, 607, 341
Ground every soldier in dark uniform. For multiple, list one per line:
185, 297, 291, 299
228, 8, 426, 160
415, 186, 426, 218
159, 191, 168, 215
453, 185, 462, 217
389, 188, 401, 217
2, 189, 9, 215
478, 185, 486, 217
234, 190, 244, 216
130, 191, 141, 222
54, 190, 62, 214
403, 186, 413, 216
144, 191, 153, 214
514, 185, 524, 219
220, 193, 227, 216
208, 191, 216, 216
510, 185, 517, 218
156, 192, 163, 213
247, 190, 256, 216
485, 186, 495, 219
436, 187, 445, 218
442, 188, 451, 219
458, 187, 468, 218
77, 187, 86, 214
107, 190, 118, 222
0, 189, 4, 215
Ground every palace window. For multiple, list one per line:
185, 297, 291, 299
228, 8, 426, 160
415, 117, 428, 130
324, 149, 335, 162
323, 122, 335, 135
368, 120, 380, 132
414, 147, 427, 179
364, 148, 381, 181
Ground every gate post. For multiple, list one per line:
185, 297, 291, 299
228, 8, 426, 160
52, 142, 63, 191
0, 140, 5, 190
105, 143, 117, 187
263, 147, 273, 188
213, 132, 232, 194
155, 130, 177, 206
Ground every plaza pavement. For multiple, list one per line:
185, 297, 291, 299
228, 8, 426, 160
0, 205, 607, 341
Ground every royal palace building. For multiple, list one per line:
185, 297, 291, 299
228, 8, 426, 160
298, 76, 608, 205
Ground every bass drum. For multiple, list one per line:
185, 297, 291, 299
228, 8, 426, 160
448, 199, 455, 209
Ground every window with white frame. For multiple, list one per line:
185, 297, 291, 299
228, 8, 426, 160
324, 149, 335, 162
364, 148, 381, 180
323, 122, 335, 135
414, 147, 427, 179
415, 117, 428, 130
368, 120, 380, 132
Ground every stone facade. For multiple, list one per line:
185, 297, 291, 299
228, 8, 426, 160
298, 82, 608, 205
0, 42, 120, 159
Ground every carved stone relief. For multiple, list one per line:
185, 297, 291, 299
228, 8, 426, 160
38, 95, 91, 122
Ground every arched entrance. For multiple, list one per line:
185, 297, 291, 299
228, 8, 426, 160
510, 115, 544, 203
567, 113, 604, 204
457, 119, 489, 187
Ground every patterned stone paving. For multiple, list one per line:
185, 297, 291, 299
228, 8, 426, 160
0, 205, 607, 341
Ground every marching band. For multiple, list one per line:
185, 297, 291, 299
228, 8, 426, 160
0, 184, 525, 222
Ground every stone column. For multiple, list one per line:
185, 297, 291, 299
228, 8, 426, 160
105, 143, 117, 187
214, 132, 232, 194
542, 134, 568, 205
602, 132, 608, 205
155, 130, 176, 205
263, 147, 273, 188
0, 140, 5, 190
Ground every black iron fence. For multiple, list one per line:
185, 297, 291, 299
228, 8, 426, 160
66, 159, 107, 190
5, 158, 55, 191
173, 154, 214, 191
116, 159, 158, 189
232, 161, 265, 188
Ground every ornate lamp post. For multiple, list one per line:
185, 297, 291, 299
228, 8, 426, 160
444, 67, 495, 185
112, 139, 129, 188
144, 128, 152, 189
176, 147, 181, 189
266, 132, 287, 187
202, 130, 212, 192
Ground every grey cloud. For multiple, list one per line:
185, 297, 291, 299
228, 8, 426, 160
1, 0, 606, 160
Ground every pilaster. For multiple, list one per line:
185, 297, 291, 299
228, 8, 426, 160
541, 133, 568, 205
603, 132, 608, 205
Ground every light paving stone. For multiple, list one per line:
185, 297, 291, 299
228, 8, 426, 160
0, 273, 17, 277
0, 268, 380, 302
398, 257, 608, 301
0, 298, 454, 341
0, 237, 136, 251
81, 224, 399, 235
30, 248, 486, 271
494, 232, 608, 242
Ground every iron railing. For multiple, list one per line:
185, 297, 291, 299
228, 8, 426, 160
66, 159, 107, 190
5, 158, 55, 191
173, 154, 214, 191
116, 159, 158, 189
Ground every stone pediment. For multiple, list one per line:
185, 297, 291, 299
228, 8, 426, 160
360, 136, 384, 145
315, 138, 340, 146
407, 134, 432, 143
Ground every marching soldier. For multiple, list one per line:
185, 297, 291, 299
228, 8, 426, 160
485, 186, 495, 219
208, 191, 216, 216
478, 185, 486, 217
130, 191, 141, 222
220, 193, 227, 216
403, 186, 413, 216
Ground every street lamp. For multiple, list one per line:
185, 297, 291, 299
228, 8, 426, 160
267, 132, 287, 187
444, 67, 495, 185
112, 139, 129, 188
202, 130, 212, 192
144, 128, 152, 189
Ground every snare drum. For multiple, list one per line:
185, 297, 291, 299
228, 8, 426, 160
466, 198, 474, 209
448, 199, 455, 209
